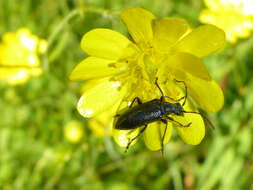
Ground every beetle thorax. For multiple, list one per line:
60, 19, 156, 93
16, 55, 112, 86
163, 102, 184, 116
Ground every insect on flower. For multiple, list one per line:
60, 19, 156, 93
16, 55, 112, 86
114, 78, 212, 151
70, 8, 225, 150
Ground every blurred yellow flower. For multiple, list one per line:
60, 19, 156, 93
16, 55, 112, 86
0, 28, 47, 85
70, 8, 225, 150
199, 0, 253, 43
88, 109, 114, 137
64, 120, 84, 143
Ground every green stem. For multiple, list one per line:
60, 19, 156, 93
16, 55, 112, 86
47, 9, 80, 47
44, 6, 117, 71
47, 6, 117, 48
43, 9, 80, 72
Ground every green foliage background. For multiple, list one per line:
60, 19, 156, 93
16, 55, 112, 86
0, 0, 253, 189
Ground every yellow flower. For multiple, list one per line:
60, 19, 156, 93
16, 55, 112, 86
199, 0, 253, 43
70, 8, 225, 150
0, 28, 47, 85
64, 120, 84, 143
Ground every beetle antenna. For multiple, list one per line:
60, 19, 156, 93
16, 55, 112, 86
182, 111, 215, 129
174, 79, 187, 106
155, 77, 165, 97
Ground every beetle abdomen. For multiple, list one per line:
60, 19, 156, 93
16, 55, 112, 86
115, 100, 163, 130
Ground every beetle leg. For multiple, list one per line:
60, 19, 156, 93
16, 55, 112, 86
165, 116, 191, 128
160, 119, 168, 156
183, 111, 215, 130
125, 125, 147, 152
129, 97, 142, 108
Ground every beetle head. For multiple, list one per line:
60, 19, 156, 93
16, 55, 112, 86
164, 102, 184, 116
174, 103, 184, 116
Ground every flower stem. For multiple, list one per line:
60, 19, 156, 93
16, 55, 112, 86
44, 6, 117, 71
47, 9, 80, 48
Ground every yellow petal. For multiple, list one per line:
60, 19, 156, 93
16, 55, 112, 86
69, 57, 126, 81
199, 8, 253, 43
174, 25, 225, 57
89, 112, 113, 137
185, 75, 224, 113
88, 99, 122, 137
204, 0, 224, 10
80, 79, 103, 94
204, 0, 253, 15
143, 121, 172, 151
81, 28, 132, 60
112, 128, 140, 148
173, 111, 205, 145
167, 52, 211, 81
153, 18, 190, 52
121, 8, 155, 47
77, 78, 126, 118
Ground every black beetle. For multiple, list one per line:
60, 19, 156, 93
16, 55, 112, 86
114, 78, 198, 151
